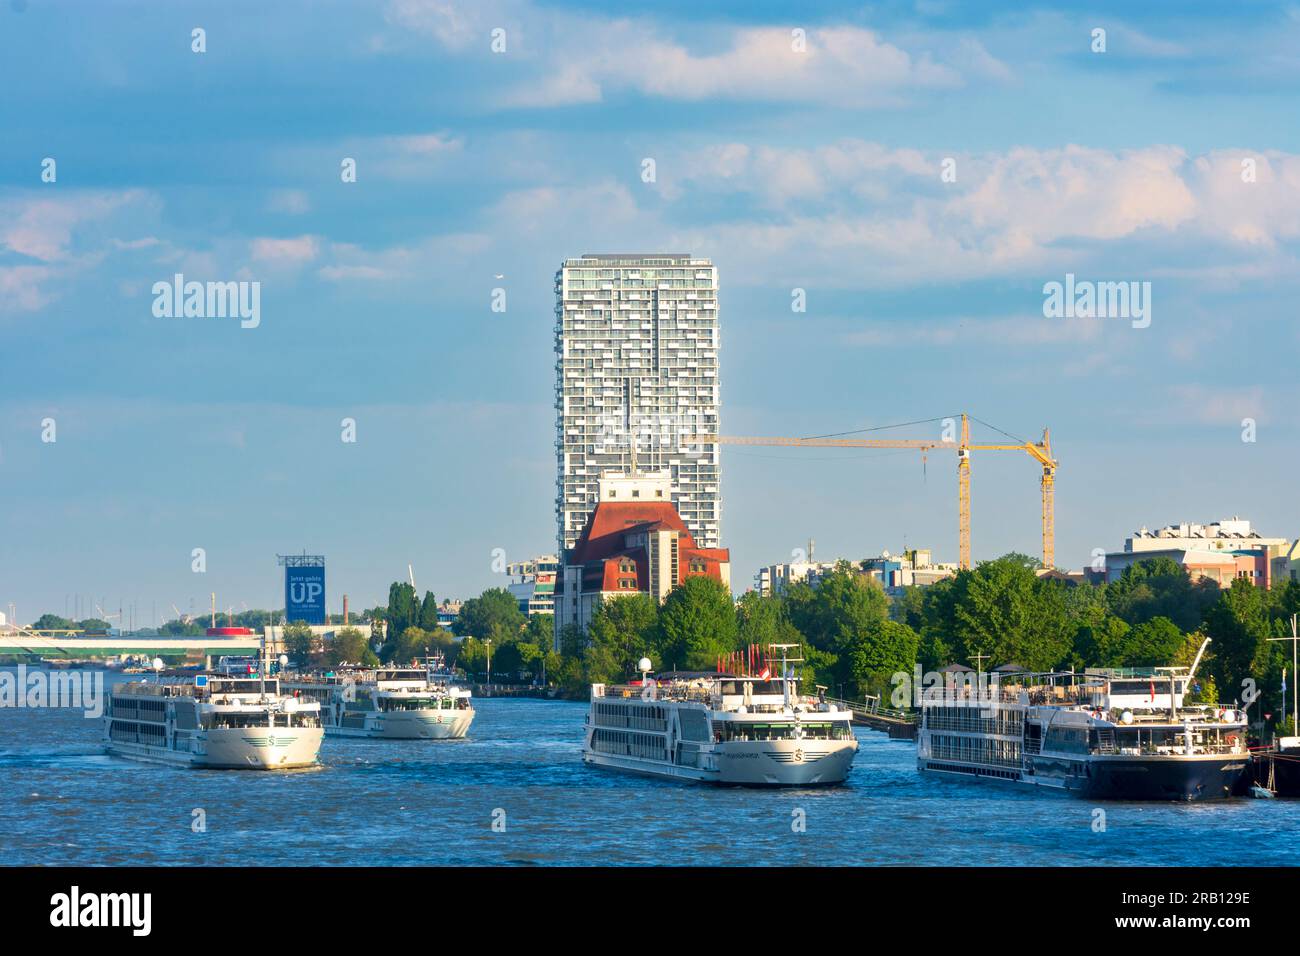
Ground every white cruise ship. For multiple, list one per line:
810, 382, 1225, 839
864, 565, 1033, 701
583, 646, 858, 786
104, 672, 323, 770
284, 660, 474, 740
917, 641, 1249, 801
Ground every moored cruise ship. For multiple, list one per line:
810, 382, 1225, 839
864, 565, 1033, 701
583, 646, 858, 786
284, 659, 474, 739
104, 672, 323, 770
917, 641, 1249, 801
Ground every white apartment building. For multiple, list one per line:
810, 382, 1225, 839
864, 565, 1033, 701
506, 555, 559, 618
1125, 517, 1288, 555
554, 254, 720, 554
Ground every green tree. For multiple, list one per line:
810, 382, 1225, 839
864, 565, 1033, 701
523, 614, 555, 649
1075, 614, 1132, 668
325, 626, 369, 667
383, 626, 436, 665
656, 576, 738, 670
1203, 579, 1271, 702
385, 582, 419, 649
588, 594, 659, 680
32, 613, 74, 631
1106, 557, 1219, 631
418, 591, 440, 630
736, 591, 787, 646
844, 618, 920, 701
1125, 616, 1185, 667
948, 556, 1070, 671
452, 588, 526, 641
889, 586, 927, 631
787, 570, 888, 654
283, 622, 318, 667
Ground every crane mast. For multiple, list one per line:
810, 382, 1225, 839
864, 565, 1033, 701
688, 412, 1057, 571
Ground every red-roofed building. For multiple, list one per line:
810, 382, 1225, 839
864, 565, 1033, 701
555, 473, 730, 640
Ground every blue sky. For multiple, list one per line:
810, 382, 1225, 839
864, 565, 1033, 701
3, 0, 1299, 624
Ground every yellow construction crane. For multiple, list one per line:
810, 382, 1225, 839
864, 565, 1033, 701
689, 413, 1057, 570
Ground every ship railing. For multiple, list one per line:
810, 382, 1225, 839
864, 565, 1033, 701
1094, 739, 1246, 756
600, 683, 715, 705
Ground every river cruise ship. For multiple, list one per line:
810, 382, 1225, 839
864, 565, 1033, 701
284, 662, 474, 739
583, 647, 858, 786
917, 642, 1248, 801
104, 672, 323, 769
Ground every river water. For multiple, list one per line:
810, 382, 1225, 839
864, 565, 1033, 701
1, 669, 1296, 866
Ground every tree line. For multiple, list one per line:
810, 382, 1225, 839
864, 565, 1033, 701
379, 554, 1298, 735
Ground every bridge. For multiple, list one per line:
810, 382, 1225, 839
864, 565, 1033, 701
0, 627, 261, 659
825, 695, 919, 740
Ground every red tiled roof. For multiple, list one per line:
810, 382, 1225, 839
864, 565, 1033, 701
568, 499, 731, 595
570, 501, 693, 563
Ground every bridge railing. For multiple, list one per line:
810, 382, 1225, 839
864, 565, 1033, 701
822, 695, 916, 723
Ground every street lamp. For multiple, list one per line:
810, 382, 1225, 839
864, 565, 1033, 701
484, 638, 492, 689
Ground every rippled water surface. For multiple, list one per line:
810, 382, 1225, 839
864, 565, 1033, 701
2, 668, 1296, 866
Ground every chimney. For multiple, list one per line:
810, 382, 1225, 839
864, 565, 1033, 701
343, 594, 349, 625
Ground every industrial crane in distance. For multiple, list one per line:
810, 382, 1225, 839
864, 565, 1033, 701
687, 413, 1057, 571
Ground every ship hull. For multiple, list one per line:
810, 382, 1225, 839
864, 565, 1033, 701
105, 727, 323, 770
1275, 748, 1300, 796
584, 739, 858, 787
326, 709, 474, 740
1083, 755, 1247, 801
1250, 747, 1300, 796
919, 754, 1247, 801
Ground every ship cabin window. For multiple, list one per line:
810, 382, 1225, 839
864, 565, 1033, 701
719, 680, 785, 696
800, 722, 854, 740
715, 722, 795, 742
1044, 725, 1090, 755
212, 679, 279, 696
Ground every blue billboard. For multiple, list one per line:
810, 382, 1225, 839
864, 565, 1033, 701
285, 565, 326, 624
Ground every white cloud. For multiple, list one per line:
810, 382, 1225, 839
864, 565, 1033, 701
0, 190, 156, 312
1140, 385, 1267, 427
385, 2, 990, 109
0, 265, 54, 312
1, 190, 149, 263
249, 235, 321, 267
504, 25, 965, 108
317, 233, 492, 283
664, 142, 1300, 287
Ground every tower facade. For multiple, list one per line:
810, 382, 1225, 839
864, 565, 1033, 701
554, 254, 720, 556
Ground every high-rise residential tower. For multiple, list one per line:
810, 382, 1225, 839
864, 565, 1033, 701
554, 253, 720, 557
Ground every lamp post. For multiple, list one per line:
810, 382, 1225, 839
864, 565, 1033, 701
484, 638, 492, 690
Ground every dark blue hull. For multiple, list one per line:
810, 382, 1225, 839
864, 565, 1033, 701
1085, 757, 1247, 802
